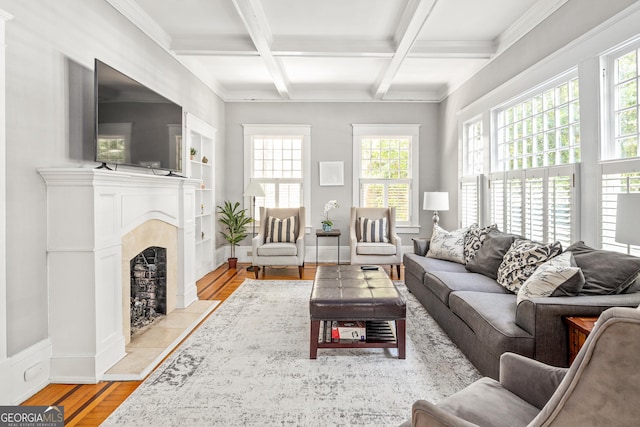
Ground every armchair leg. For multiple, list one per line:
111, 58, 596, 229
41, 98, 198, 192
298, 264, 304, 279
396, 264, 401, 279
254, 267, 259, 280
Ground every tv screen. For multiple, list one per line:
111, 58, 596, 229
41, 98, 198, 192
95, 59, 183, 173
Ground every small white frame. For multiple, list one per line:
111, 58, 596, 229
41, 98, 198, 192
319, 161, 344, 186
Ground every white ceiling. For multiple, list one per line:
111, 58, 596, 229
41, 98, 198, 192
107, 0, 568, 102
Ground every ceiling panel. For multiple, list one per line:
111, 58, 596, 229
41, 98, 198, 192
281, 57, 387, 84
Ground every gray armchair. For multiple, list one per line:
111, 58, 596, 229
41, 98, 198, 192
252, 207, 305, 279
401, 305, 640, 427
350, 207, 402, 278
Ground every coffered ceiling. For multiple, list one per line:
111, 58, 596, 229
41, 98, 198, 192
107, 0, 568, 102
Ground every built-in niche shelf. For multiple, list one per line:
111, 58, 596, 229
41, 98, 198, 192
186, 113, 217, 279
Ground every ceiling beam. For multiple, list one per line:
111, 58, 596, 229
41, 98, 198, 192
373, 0, 439, 99
232, 0, 291, 99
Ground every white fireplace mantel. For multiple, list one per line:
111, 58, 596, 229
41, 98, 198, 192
38, 168, 200, 383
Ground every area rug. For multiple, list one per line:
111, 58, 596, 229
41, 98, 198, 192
103, 280, 481, 426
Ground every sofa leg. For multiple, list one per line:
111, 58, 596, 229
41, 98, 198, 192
254, 267, 259, 280
298, 264, 304, 279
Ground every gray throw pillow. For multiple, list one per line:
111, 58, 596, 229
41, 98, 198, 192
412, 238, 430, 257
465, 230, 519, 279
464, 223, 498, 264
567, 241, 640, 295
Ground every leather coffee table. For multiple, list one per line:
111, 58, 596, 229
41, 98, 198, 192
309, 265, 406, 359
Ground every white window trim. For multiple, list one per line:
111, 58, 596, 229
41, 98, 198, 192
352, 124, 420, 234
243, 124, 312, 233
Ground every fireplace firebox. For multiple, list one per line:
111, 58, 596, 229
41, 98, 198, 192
130, 246, 167, 335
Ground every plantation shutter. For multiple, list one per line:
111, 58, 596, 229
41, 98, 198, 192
489, 172, 506, 231
524, 169, 545, 243
547, 165, 576, 248
506, 171, 524, 236
460, 175, 483, 228
600, 160, 640, 253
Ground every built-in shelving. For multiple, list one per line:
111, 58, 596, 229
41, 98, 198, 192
186, 113, 216, 279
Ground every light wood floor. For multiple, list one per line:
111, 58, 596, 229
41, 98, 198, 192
22, 263, 403, 426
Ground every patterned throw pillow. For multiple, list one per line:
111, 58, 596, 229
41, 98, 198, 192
358, 217, 389, 242
497, 239, 563, 293
426, 225, 469, 264
517, 251, 585, 305
266, 216, 296, 243
464, 223, 498, 264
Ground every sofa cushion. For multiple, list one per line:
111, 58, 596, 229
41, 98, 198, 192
356, 242, 396, 255
465, 231, 520, 279
403, 253, 468, 281
449, 291, 534, 356
567, 241, 640, 295
427, 225, 468, 264
256, 242, 298, 256
497, 239, 563, 293
426, 271, 510, 306
464, 223, 498, 264
517, 251, 585, 305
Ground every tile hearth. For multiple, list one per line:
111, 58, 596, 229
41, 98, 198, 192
103, 299, 219, 381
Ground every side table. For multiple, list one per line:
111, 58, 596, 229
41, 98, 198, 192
316, 228, 341, 265
564, 316, 598, 365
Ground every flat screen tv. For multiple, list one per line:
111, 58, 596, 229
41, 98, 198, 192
95, 59, 183, 173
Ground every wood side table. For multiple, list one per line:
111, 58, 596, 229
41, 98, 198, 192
564, 316, 598, 365
316, 228, 341, 265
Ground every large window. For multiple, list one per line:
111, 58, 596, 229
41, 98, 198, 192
243, 125, 311, 227
352, 124, 420, 232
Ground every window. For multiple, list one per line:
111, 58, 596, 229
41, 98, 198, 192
459, 118, 484, 227
494, 72, 580, 171
488, 70, 580, 248
352, 124, 420, 232
243, 125, 311, 228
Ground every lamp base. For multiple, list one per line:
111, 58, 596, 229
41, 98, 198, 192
432, 211, 440, 225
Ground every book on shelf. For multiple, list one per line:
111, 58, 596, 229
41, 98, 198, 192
331, 320, 366, 341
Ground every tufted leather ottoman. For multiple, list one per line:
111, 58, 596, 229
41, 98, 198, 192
309, 265, 406, 359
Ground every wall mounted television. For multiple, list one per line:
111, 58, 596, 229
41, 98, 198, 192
95, 59, 183, 173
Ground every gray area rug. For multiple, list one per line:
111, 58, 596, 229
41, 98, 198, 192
103, 279, 481, 426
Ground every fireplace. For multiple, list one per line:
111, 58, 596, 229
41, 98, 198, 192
130, 246, 167, 335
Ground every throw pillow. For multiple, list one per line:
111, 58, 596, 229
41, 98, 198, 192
497, 239, 563, 293
426, 225, 468, 264
566, 241, 640, 295
465, 230, 520, 279
464, 223, 499, 264
358, 217, 389, 242
517, 251, 585, 305
266, 216, 296, 243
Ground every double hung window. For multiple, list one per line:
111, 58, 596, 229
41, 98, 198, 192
352, 124, 420, 232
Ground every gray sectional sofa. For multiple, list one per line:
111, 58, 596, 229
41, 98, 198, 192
404, 235, 640, 379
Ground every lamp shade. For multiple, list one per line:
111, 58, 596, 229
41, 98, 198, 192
423, 191, 449, 211
243, 180, 265, 197
616, 193, 640, 246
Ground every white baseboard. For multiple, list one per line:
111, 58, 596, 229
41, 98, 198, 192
0, 338, 52, 405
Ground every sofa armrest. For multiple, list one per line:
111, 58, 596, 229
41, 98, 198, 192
412, 238, 430, 257
516, 293, 640, 367
499, 353, 567, 410
409, 400, 477, 427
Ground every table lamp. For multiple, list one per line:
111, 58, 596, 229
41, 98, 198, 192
244, 180, 265, 271
423, 191, 449, 226
615, 193, 640, 246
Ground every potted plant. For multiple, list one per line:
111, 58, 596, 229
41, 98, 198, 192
321, 199, 339, 231
217, 201, 253, 269
190, 147, 197, 160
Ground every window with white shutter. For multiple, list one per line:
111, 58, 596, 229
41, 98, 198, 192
460, 175, 483, 228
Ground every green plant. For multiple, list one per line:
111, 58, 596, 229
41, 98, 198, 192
217, 201, 253, 259
190, 147, 197, 156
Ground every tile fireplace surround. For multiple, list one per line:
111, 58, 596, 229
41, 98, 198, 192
38, 168, 201, 383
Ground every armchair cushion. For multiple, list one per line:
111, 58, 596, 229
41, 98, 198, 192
356, 242, 397, 255
256, 242, 298, 256
265, 216, 297, 243
358, 217, 389, 242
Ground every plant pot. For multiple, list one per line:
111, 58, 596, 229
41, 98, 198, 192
228, 257, 238, 269
322, 223, 332, 232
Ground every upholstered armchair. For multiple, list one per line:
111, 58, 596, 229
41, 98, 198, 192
349, 207, 402, 278
400, 305, 640, 427
252, 207, 305, 279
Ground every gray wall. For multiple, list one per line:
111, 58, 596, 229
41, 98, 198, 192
224, 102, 440, 246
1, 0, 224, 356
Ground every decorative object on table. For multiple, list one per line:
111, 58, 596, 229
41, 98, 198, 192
322, 199, 339, 231
319, 161, 344, 186
615, 192, 640, 246
423, 191, 449, 225
217, 201, 253, 269
243, 180, 265, 272
201, 155, 208, 164
190, 146, 197, 160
